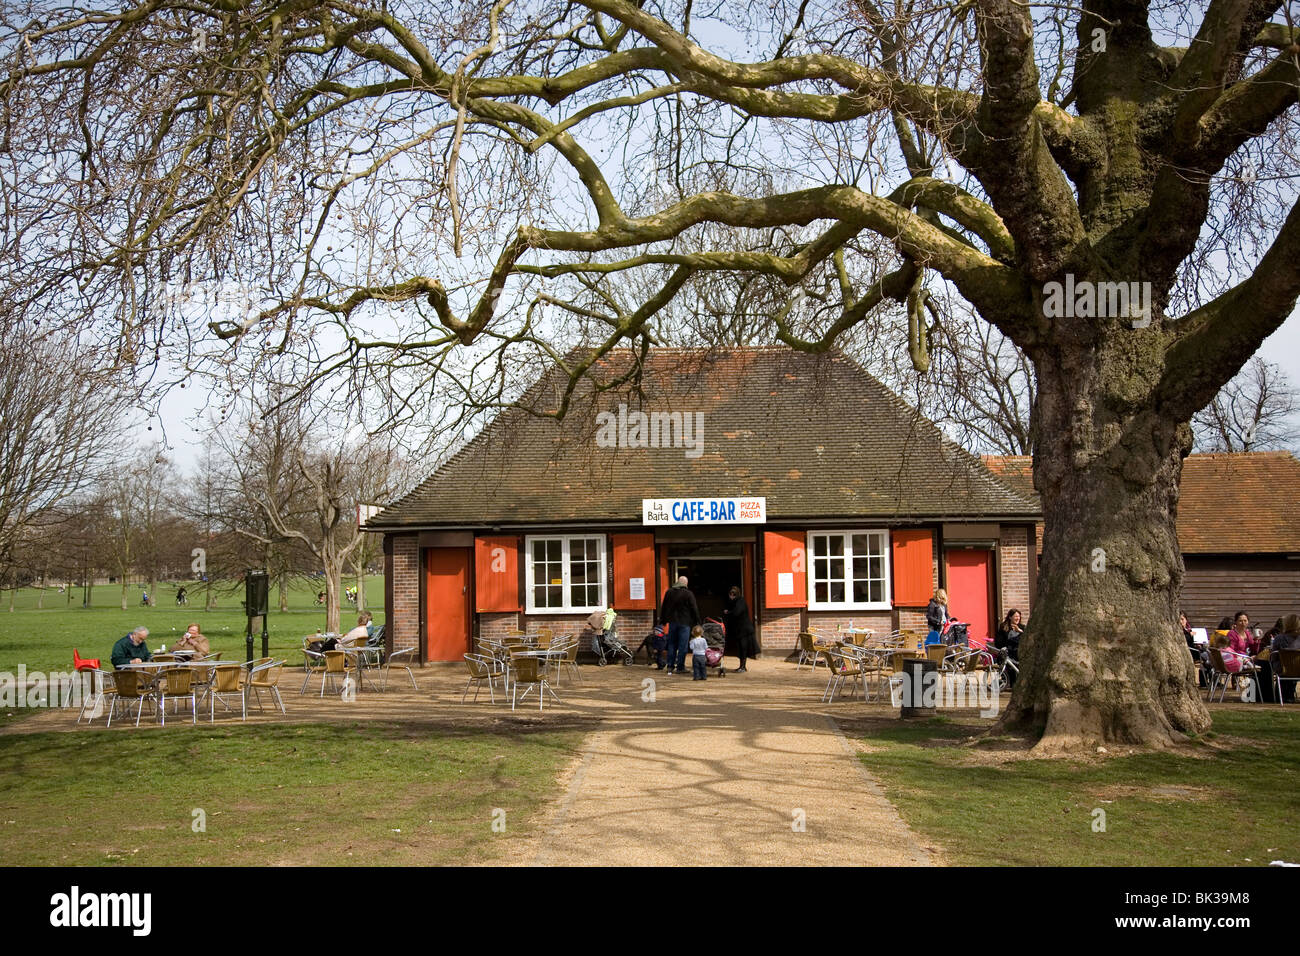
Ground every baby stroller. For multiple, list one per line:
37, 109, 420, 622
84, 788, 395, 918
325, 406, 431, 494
700, 618, 727, 676
941, 619, 970, 646
592, 609, 633, 665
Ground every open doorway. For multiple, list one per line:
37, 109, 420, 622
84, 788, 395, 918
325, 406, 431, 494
669, 544, 743, 652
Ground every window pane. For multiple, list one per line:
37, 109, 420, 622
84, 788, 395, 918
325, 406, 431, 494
828, 536, 845, 556
851, 534, 871, 556
853, 580, 869, 603
546, 585, 562, 606
815, 581, 828, 603
571, 562, 587, 585
869, 556, 882, 579
547, 540, 561, 562
813, 535, 828, 557
870, 580, 884, 603
853, 557, 870, 580
533, 540, 547, 561
533, 563, 548, 586
830, 582, 845, 603
829, 558, 844, 580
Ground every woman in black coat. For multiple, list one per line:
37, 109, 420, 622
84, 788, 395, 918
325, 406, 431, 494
723, 587, 758, 672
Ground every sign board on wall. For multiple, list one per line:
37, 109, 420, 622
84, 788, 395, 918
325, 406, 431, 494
642, 497, 766, 525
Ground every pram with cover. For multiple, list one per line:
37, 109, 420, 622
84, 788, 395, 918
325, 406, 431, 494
700, 618, 727, 676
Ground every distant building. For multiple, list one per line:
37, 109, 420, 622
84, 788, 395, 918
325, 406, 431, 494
983, 451, 1300, 628
370, 348, 1040, 661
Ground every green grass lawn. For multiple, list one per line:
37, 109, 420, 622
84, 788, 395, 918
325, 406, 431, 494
858, 708, 1300, 866
0, 578, 384, 674
0, 722, 581, 865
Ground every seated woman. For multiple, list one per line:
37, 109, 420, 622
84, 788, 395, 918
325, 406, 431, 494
340, 612, 374, 646
994, 609, 1023, 687
1226, 610, 1258, 659
173, 623, 210, 657
1180, 612, 1206, 687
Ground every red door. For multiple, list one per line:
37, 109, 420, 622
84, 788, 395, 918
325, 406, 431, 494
426, 548, 472, 662
945, 549, 993, 648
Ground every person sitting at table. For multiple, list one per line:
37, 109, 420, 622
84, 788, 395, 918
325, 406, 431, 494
994, 609, 1023, 687
340, 612, 373, 646
1227, 610, 1258, 657
173, 623, 210, 657
111, 627, 152, 668
1180, 612, 1206, 687
1269, 614, 1300, 703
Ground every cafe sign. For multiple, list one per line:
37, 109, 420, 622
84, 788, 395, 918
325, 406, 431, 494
642, 497, 766, 525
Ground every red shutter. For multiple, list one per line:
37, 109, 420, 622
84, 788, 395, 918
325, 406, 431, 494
763, 531, 807, 608
612, 534, 656, 610
891, 529, 934, 606
474, 536, 520, 612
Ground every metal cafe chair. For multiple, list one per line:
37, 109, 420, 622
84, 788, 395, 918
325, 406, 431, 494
247, 660, 287, 715
1275, 649, 1300, 705
380, 646, 419, 692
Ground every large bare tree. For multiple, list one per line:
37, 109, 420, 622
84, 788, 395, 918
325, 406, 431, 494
6, 1, 1300, 749
0, 328, 127, 593
1192, 355, 1299, 451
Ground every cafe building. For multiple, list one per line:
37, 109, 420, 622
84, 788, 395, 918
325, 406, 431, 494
369, 347, 1042, 661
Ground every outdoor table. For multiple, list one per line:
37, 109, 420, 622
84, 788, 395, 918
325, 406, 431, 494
339, 645, 382, 690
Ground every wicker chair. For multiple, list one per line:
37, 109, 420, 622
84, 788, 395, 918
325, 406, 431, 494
463, 653, 504, 703
247, 660, 286, 715
319, 650, 347, 697
159, 667, 197, 725
106, 669, 156, 728
208, 665, 246, 721
510, 653, 558, 711
1275, 649, 1300, 705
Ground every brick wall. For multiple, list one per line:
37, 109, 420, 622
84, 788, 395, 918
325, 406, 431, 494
762, 607, 803, 654
999, 524, 1031, 622
391, 534, 420, 655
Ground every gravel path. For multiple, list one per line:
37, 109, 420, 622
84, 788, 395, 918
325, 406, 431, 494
524, 658, 936, 866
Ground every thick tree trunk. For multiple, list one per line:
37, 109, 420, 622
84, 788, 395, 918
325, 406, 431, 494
998, 365, 1212, 751
278, 573, 288, 613
119, 575, 128, 612
355, 566, 365, 614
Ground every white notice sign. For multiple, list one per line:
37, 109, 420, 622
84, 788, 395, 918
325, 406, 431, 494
777, 572, 794, 596
629, 578, 645, 601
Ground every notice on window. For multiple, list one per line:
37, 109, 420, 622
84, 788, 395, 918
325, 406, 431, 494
629, 578, 645, 601
550, 578, 563, 586
777, 572, 794, 596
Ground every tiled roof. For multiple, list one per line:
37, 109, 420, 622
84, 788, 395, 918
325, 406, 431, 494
982, 452, 1300, 554
373, 348, 1041, 528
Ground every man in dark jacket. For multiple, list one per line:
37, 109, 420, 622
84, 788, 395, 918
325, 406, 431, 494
111, 627, 152, 668
659, 577, 701, 675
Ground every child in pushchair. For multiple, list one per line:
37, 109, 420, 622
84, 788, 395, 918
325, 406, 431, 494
588, 607, 632, 665
698, 618, 727, 676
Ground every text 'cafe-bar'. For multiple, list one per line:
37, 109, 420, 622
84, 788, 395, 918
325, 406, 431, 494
368, 347, 1041, 662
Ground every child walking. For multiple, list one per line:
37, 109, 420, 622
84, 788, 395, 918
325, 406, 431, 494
689, 625, 708, 681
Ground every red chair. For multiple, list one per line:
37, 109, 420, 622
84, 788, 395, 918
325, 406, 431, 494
72, 649, 100, 672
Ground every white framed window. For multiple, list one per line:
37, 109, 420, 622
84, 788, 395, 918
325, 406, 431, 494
806, 530, 891, 610
525, 535, 607, 613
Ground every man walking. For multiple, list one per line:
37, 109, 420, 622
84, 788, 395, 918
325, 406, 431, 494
659, 576, 700, 675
